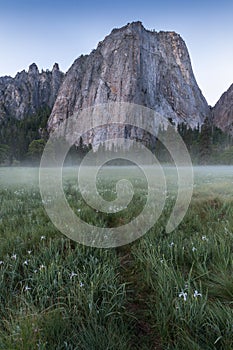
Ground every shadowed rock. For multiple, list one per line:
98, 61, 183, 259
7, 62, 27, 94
213, 84, 233, 135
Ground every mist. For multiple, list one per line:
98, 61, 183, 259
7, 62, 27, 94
0, 165, 232, 202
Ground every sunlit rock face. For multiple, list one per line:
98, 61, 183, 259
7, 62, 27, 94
48, 21, 210, 145
213, 84, 233, 135
0, 63, 64, 120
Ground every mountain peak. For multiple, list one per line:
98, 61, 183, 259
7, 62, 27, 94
111, 21, 143, 33
52, 63, 60, 71
48, 22, 210, 137
110, 22, 181, 39
28, 63, 39, 74
0, 63, 64, 120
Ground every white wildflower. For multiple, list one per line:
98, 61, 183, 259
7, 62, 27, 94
70, 272, 78, 279
11, 254, 17, 260
0, 260, 4, 265
179, 290, 188, 301
79, 282, 84, 287
193, 290, 202, 298
169, 242, 175, 247
23, 260, 29, 266
40, 236, 46, 241
192, 247, 197, 252
24, 285, 31, 292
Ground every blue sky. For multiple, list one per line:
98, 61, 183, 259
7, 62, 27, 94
0, 0, 232, 105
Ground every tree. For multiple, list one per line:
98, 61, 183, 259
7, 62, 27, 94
27, 139, 46, 164
199, 118, 212, 164
0, 106, 51, 163
0, 144, 10, 164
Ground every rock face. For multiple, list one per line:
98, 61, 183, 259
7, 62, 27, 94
0, 63, 64, 120
48, 21, 210, 143
213, 84, 233, 134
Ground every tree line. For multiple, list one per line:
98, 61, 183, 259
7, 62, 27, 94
0, 110, 233, 166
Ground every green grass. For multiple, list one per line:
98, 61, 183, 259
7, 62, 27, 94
0, 166, 233, 349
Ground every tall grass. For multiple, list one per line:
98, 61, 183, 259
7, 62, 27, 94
0, 166, 233, 349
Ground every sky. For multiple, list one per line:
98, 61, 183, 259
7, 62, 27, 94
0, 0, 232, 106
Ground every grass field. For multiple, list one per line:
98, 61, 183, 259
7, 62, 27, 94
0, 166, 233, 349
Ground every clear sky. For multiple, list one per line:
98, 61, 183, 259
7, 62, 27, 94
0, 0, 232, 106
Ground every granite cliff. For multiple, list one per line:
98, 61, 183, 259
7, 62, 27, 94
1, 21, 232, 146
213, 84, 233, 135
48, 22, 210, 143
0, 63, 64, 120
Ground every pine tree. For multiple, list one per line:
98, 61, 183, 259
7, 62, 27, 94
199, 118, 212, 164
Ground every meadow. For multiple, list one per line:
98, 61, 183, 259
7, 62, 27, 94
0, 166, 233, 349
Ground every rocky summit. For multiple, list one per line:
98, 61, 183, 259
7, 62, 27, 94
0, 63, 64, 120
48, 21, 210, 136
